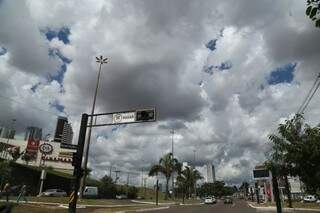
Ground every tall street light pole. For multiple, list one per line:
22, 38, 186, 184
79, 55, 108, 198
170, 129, 175, 197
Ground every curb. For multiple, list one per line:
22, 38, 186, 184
131, 200, 175, 206
117, 206, 170, 213
248, 202, 320, 212
179, 202, 204, 206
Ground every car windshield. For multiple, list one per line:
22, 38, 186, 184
2, 1, 320, 212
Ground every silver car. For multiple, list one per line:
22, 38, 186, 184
41, 189, 67, 197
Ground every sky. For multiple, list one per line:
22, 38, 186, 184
0, 0, 320, 186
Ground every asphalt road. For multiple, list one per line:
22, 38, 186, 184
141, 200, 319, 213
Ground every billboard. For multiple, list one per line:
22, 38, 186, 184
25, 137, 40, 161
253, 168, 270, 180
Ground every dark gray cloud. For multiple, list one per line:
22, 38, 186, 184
1, 0, 320, 185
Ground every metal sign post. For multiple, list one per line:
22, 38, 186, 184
69, 108, 156, 213
69, 114, 88, 213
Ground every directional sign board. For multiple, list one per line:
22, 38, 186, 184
112, 112, 136, 124
111, 108, 156, 125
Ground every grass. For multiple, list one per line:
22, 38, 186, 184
7, 203, 156, 213
1, 197, 143, 205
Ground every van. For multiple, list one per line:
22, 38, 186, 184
83, 186, 98, 198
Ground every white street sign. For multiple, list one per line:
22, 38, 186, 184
112, 112, 136, 124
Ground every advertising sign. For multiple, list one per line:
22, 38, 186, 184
25, 138, 40, 161
39, 143, 53, 154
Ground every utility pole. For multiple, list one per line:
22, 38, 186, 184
109, 165, 113, 177
193, 149, 196, 198
170, 129, 175, 197
114, 170, 121, 184
80, 56, 108, 198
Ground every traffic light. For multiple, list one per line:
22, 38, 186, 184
72, 152, 78, 167
136, 109, 156, 122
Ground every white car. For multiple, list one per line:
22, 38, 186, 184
41, 189, 67, 197
303, 195, 317, 203
204, 196, 216, 204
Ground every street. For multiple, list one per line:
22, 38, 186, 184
141, 200, 320, 213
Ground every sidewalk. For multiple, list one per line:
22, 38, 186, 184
248, 202, 320, 212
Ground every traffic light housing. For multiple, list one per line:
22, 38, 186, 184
136, 109, 156, 122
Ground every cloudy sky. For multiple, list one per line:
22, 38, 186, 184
1, 0, 320, 186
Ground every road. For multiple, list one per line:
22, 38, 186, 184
141, 200, 320, 213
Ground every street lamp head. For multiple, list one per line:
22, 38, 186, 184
96, 55, 108, 64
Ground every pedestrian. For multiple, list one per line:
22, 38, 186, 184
17, 184, 27, 203
3, 182, 10, 203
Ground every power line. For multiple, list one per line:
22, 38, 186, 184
297, 73, 320, 114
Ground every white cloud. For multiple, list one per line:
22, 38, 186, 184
0, 0, 320, 185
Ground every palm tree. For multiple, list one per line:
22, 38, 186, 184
176, 166, 202, 199
149, 153, 180, 199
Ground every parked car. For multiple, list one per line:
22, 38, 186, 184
82, 186, 98, 198
224, 196, 233, 204
116, 194, 127, 199
303, 195, 317, 203
41, 189, 67, 197
204, 196, 216, 204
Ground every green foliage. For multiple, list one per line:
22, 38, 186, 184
268, 114, 320, 194
149, 153, 180, 199
127, 186, 139, 199
306, 0, 320, 27
98, 175, 117, 198
176, 167, 202, 198
0, 161, 11, 182
198, 181, 237, 197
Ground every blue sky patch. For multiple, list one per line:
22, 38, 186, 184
30, 82, 41, 93
205, 39, 217, 51
203, 65, 214, 75
48, 48, 71, 86
0, 47, 7, 56
49, 100, 65, 112
45, 27, 70, 44
216, 61, 232, 71
268, 63, 297, 85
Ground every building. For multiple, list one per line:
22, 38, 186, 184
206, 163, 216, 183
54, 116, 73, 144
0, 127, 15, 139
0, 137, 76, 174
24, 126, 42, 141
61, 123, 73, 144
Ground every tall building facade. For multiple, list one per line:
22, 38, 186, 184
206, 163, 216, 183
54, 116, 73, 144
61, 123, 73, 144
54, 116, 68, 142
0, 127, 15, 139
24, 126, 42, 141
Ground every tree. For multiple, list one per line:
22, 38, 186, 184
268, 114, 320, 194
306, 0, 320, 27
8, 146, 24, 162
0, 161, 11, 185
98, 175, 117, 198
239, 182, 249, 197
21, 153, 32, 165
149, 153, 180, 200
198, 181, 227, 198
176, 167, 202, 199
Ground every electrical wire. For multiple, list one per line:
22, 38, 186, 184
297, 73, 320, 114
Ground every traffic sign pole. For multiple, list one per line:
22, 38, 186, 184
69, 113, 88, 213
